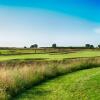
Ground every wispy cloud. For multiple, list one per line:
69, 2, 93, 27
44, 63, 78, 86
94, 28, 100, 34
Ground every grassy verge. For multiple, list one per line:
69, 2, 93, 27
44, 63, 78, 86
15, 67, 100, 100
0, 58, 100, 99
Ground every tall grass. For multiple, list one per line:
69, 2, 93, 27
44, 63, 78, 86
0, 57, 100, 100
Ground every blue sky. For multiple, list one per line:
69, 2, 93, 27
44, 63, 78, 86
0, 0, 100, 47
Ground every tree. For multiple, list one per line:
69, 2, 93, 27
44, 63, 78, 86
98, 45, 100, 48
85, 44, 90, 48
52, 43, 57, 48
34, 44, 38, 48
30, 44, 38, 48
30, 45, 34, 48
90, 45, 94, 49
85, 44, 94, 49
24, 46, 27, 48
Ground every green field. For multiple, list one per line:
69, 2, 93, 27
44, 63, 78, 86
0, 48, 78, 55
0, 49, 44, 55
15, 67, 100, 100
0, 49, 100, 100
0, 50, 100, 61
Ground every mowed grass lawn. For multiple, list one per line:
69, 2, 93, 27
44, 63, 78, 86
0, 50, 100, 61
15, 67, 100, 100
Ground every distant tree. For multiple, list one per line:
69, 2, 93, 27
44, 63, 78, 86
52, 43, 57, 48
85, 44, 94, 49
90, 45, 94, 49
34, 44, 38, 48
30, 45, 34, 48
85, 44, 90, 48
30, 44, 38, 48
98, 45, 100, 48
24, 46, 27, 48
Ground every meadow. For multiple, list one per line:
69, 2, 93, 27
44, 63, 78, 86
0, 48, 99, 100
0, 49, 100, 61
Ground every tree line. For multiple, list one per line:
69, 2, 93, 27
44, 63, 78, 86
26, 43, 100, 49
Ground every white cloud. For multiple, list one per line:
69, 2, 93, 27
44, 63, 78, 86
94, 28, 100, 34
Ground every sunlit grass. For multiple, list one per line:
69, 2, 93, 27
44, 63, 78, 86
0, 58, 100, 99
0, 50, 100, 61
15, 67, 100, 100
